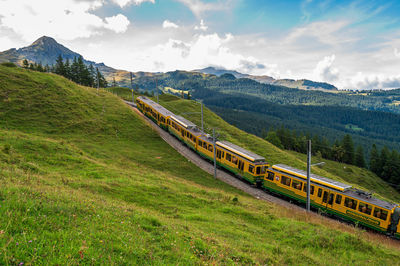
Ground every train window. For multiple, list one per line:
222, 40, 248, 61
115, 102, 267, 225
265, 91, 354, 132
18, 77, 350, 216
303, 185, 314, 195
232, 156, 238, 165
198, 140, 203, 147
203, 142, 207, 149
248, 165, 254, 173
208, 145, 213, 152
322, 191, 328, 203
344, 197, 357, 210
281, 176, 291, 186
328, 194, 334, 205
266, 171, 274, 181
358, 202, 372, 215
256, 167, 261, 175
373, 207, 388, 220
317, 188, 322, 198
261, 166, 266, 174
292, 179, 302, 190
226, 153, 231, 162
335, 194, 342, 205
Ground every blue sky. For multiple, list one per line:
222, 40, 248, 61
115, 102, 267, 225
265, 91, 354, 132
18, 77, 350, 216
0, 0, 400, 89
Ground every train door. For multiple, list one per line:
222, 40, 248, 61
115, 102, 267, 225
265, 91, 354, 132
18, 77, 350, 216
216, 149, 222, 161
322, 190, 334, 209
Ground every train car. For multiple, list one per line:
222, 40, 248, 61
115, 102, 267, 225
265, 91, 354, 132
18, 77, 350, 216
216, 141, 269, 185
265, 164, 400, 237
136, 96, 174, 130
195, 135, 269, 184
169, 115, 203, 150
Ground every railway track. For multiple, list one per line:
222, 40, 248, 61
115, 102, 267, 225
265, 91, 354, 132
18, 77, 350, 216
124, 100, 400, 243
125, 100, 313, 211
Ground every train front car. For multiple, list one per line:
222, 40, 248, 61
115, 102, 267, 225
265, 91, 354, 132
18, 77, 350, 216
264, 164, 400, 235
390, 207, 400, 238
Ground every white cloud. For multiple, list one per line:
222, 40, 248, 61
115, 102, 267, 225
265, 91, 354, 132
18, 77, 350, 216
162, 20, 179, 29
111, 0, 155, 8
175, 0, 230, 17
313, 55, 339, 82
114, 32, 278, 77
0, 0, 130, 41
395, 48, 400, 58
0, 36, 15, 51
348, 72, 400, 90
104, 14, 130, 33
194, 19, 208, 31
285, 20, 353, 48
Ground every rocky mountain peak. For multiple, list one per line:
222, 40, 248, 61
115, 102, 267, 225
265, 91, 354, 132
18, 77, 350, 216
31, 36, 59, 47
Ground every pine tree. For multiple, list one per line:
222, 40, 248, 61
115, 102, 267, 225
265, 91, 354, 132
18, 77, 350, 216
332, 141, 345, 162
54, 55, 66, 76
88, 64, 95, 87
95, 67, 107, 88
64, 59, 71, 79
22, 59, 29, 68
369, 144, 380, 174
77, 56, 86, 85
36, 62, 44, 72
341, 134, 355, 164
387, 151, 400, 185
70, 57, 79, 83
265, 130, 283, 149
355, 145, 366, 168
379, 146, 390, 180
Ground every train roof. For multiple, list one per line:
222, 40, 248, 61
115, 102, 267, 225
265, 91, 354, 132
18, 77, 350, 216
216, 140, 266, 163
170, 115, 197, 129
198, 134, 216, 143
137, 96, 174, 117
343, 189, 398, 210
272, 164, 352, 192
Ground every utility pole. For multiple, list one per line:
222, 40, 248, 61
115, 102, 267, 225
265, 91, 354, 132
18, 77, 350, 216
306, 140, 311, 212
130, 72, 134, 103
97, 71, 99, 94
201, 102, 204, 132
213, 128, 217, 179
156, 78, 159, 103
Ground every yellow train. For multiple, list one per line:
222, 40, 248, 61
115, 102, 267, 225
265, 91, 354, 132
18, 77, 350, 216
136, 96, 400, 238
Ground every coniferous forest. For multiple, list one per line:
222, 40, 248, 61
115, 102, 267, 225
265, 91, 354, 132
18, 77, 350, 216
22, 55, 107, 88
263, 127, 400, 191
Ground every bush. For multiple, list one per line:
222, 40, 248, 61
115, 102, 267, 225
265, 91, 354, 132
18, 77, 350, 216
1, 62, 17, 67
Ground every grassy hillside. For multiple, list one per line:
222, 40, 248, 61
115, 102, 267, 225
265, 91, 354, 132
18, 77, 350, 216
144, 93, 399, 203
1, 66, 400, 264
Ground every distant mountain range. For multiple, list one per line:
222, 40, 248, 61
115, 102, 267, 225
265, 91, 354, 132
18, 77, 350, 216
194, 67, 338, 91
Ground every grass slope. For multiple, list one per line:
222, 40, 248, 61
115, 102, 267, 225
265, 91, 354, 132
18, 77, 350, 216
152, 93, 400, 203
1, 67, 400, 264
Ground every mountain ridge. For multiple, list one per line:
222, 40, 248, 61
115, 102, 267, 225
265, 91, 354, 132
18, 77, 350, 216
194, 66, 338, 91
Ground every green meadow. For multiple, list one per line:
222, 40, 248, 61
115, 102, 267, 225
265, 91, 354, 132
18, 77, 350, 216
1, 65, 400, 265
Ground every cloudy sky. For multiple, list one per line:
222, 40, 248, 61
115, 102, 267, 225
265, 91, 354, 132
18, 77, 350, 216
1, 0, 400, 90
